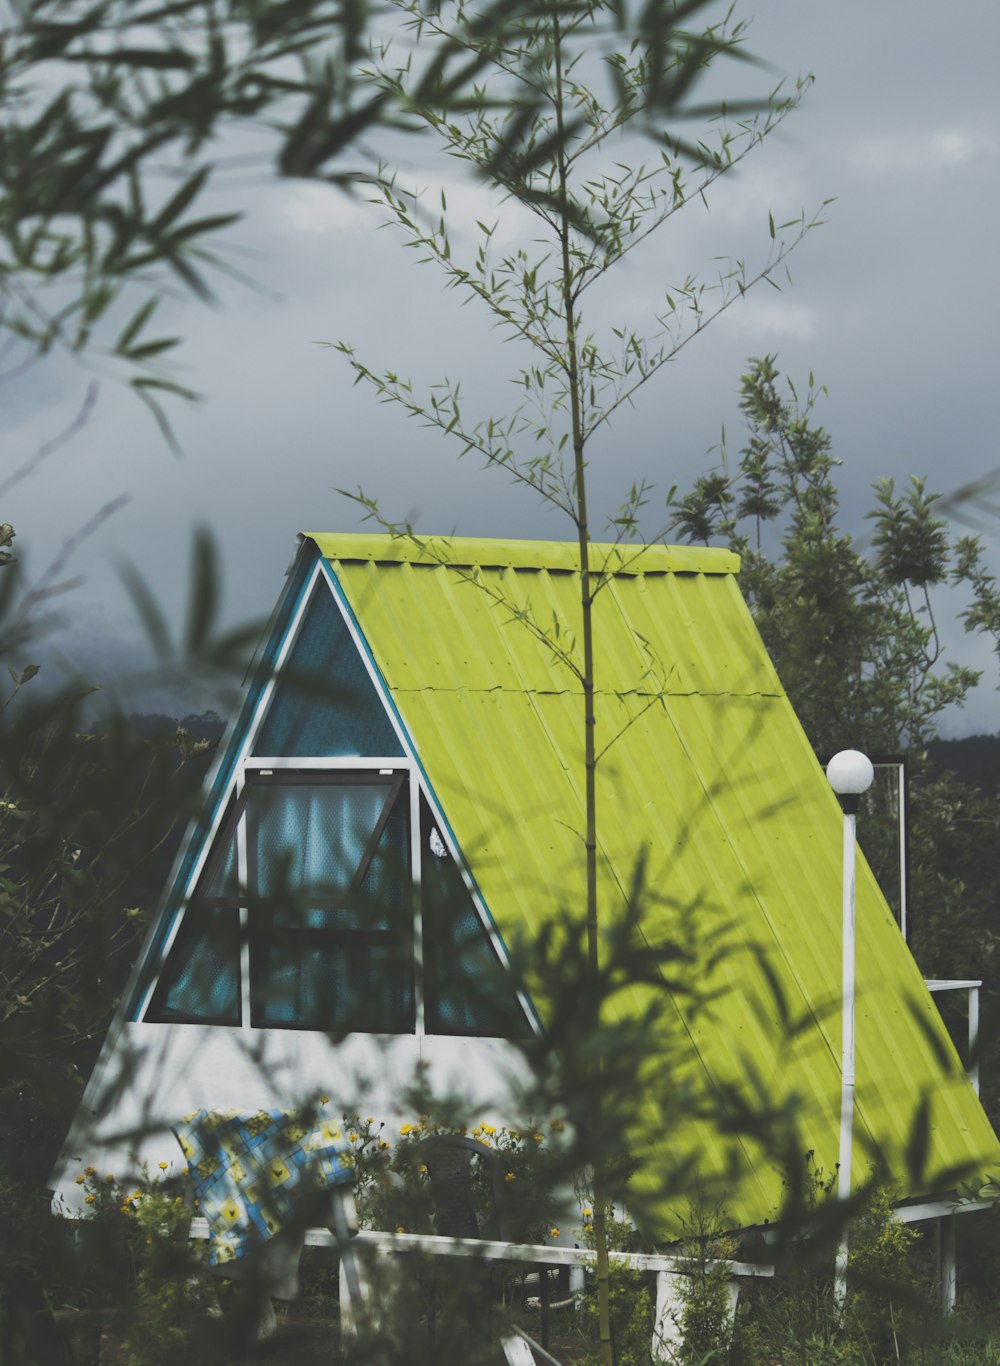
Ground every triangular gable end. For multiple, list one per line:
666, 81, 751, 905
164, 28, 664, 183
128, 547, 532, 1039
252, 574, 404, 760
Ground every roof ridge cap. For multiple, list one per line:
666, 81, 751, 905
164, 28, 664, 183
302, 533, 739, 576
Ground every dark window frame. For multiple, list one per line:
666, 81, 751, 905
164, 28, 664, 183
242, 768, 414, 1032
146, 764, 531, 1038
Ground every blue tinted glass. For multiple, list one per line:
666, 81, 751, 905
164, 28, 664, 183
249, 782, 391, 898
250, 783, 413, 1031
420, 799, 530, 1038
253, 583, 403, 758
147, 906, 241, 1024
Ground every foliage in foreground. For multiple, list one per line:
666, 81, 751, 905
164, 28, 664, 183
18, 1140, 1000, 1365
2, 0, 724, 435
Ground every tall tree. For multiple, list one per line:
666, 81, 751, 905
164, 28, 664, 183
336, 6, 818, 1357
668, 355, 979, 755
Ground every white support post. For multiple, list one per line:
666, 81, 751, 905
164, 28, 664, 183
940, 1215, 957, 1316
652, 1272, 685, 1361
652, 1272, 740, 1363
834, 807, 857, 1310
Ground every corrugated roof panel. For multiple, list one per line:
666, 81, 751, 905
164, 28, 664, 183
344, 554, 780, 700
602, 569, 784, 697
306, 533, 1000, 1231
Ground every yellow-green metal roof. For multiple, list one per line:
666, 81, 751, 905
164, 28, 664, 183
305, 532, 1000, 1232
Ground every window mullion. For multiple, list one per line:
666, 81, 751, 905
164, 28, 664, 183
237, 769, 250, 1030
346, 773, 405, 895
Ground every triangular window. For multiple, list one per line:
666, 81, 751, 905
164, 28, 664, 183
253, 583, 403, 759
420, 798, 532, 1038
145, 907, 242, 1025
146, 797, 242, 1024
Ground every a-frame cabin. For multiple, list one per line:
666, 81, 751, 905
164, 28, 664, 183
52, 534, 1000, 1238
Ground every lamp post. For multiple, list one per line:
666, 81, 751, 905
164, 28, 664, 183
827, 748, 874, 1311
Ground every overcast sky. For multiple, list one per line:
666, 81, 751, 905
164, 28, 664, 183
6, 0, 1000, 735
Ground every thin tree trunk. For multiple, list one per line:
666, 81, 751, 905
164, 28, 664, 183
552, 17, 613, 1365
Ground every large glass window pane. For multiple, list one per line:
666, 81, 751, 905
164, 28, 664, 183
248, 781, 392, 898
247, 774, 414, 1032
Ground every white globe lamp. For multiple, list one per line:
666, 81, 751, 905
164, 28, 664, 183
827, 749, 875, 811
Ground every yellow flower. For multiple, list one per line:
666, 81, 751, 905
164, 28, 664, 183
509, 1130, 522, 1141
366, 1116, 375, 1124
85, 1165, 96, 1175
550, 1119, 565, 1132
105, 1175, 115, 1183
400, 1122, 414, 1136
158, 1161, 169, 1170
319, 1095, 329, 1104
582, 1207, 593, 1218
532, 1132, 543, 1144
482, 1124, 496, 1136
504, 1172, 516, 1183
378, 1140, 389, 1150
84, 1195, 95, 1205
418, 1164, 429, 1175
348, 1132, 358, 1144
395, 1225, 407, 1234
549, 1227, 560, 1239
75, 1175, 85, 1185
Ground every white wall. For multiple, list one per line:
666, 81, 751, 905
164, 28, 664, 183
51, 1024, 528, 1214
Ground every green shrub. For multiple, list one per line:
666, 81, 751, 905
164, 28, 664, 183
347, 1113, 562, 1243
845, 1180, 920, 1362
123, 1175, 220, 1366
569, 1204, 655, 1365
0, 1175, 78, 1363
574, 1259, 655, 1366
675, 1237, 740, 1365
67, 1165, 222, 1366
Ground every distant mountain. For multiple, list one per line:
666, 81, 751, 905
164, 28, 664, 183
126, 709, 228, 743
927, 735, 1000, 797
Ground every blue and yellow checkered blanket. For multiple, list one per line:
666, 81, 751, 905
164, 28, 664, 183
173, 1107, 354, 1265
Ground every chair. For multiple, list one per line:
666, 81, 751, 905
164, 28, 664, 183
412, 1134, 511, 1241
411, 1134, 562, 1364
